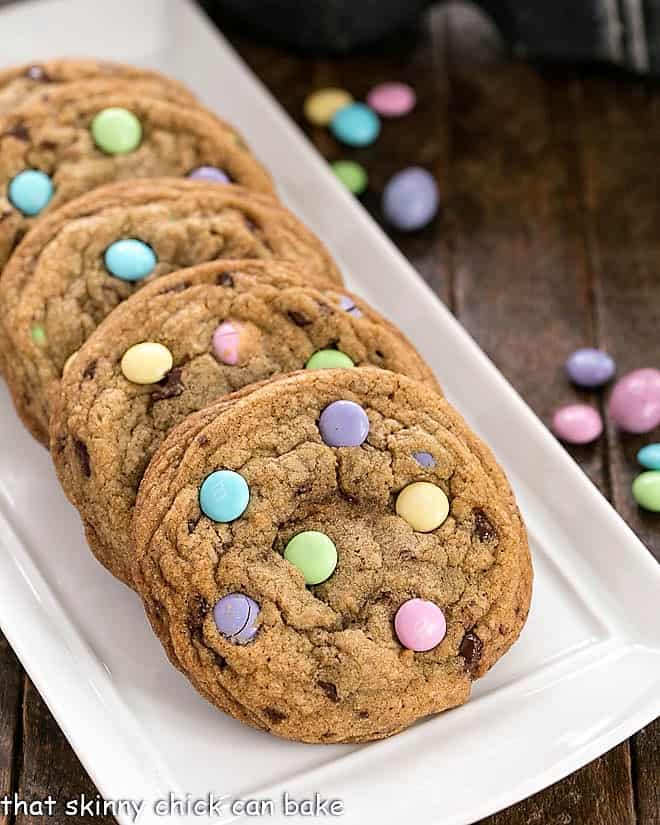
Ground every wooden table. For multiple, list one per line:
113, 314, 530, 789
0, 2, 658, 823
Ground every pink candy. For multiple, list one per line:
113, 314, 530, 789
213, 320, 241, 365
394, 598, 446, 652
366, 82, 416, 118
608, 368, 660, 433
552, 404, 603, 444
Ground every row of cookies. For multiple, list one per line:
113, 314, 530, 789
0, 59, 532, 743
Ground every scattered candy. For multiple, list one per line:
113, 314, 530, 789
199, 470, 250, 522
632, 471, 660, 512
330, 103, 381, 148
305, 349, 354, 370
339, 295, 362, 318
8, 170, 54, 216
395, 482, 449, 532
304, 88, 353, 126
552, 404, 603, 444
394, 598, 446, 651
213, 593, 260, 644
213, 321, 242, 366
331, 160, 368, 195
318, 400, 369, 447
413, 451, 436, 469
188, 166, 230, 183
637, 444, 660, 471
284, 530, 338, 585
30, 323, 46, 346
609, 369, 660, 433
367, 82, 416, 117
121, 342, 173, 384
104, 239, 156, 282
91, 107, 142, 155
565, 348, 615, 388
382, 167, 439, 231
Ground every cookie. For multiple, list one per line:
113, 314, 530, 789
0, 59, 195, 116
131, 368, 532, 744
0, 85, 274, 269
49, 260, 440, 587
0, 178, 341, 442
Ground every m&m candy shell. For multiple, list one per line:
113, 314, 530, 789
318, 400, 369, 447
552, 404, 602, 444
199, 470, 250, 522
632, 471, 660, 512
382, 167, 439, 232
304, 88, 353, 126
367, 82, 416, 117
395, 598, 446, 651
284, 531, 337, 585
330, 103, 380, 148
8, 170, 54, 216
331, 160, 368, 195
214, 593, 260, 644
609, 369, 660, 433
637, 444, 660, 471
565, 348, 615, 388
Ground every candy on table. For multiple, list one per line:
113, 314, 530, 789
318, 400, 369, 447
330, 102, 381, 148
331, 160, 368, 195
8, 170, 54, 216
305, 349, 354, 369
213, 593, 260, 644
608, 368, 660, 433
304, 87, 353, 126
188, 166, 230, 183
395, 482, 449, 532
366, 82, 416, 117
199, 470, 250, 522
551, 403, 603, 444
284, 531, 338, 585
632, 471, 660, 512
120, 342, 172, 385
91, 107, 142, 155
565, 347, 616, 388
394, 598, 446, 651
382, 167, 439, 231
104, 239, 156, 282
637, 444, 660, 470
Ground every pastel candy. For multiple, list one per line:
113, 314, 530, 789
30, 323, 46, 346
565, 348, 615, 388
199, 470, 249, 522
213, 320, 242, 365
8, 170, 54, 216
413, 451, 436, 468
552, 404, 603, 444
91, 107, 142, 155
188, 166, 230, 183
331, 160, 368, 195
339, 295, 362, 318
284, 531, 337, 585
304, 88, 353, 126
367, 82, 416, 117
330, 103, 381, 148
632, 471, 660, 511
213, 593, 260, 644
104, 239, 156, 282
305, 349, 354, 370
121, 342, 173, 385
383, 167, 439, 231
609, 369, 660, 433
395, 482, 449, 532
318, 400, 369, 447
637, 444, 660, 471
394, 598, 446, 651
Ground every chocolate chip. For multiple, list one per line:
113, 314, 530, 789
473, 508, 497, 542
197, 434, 209, 447
459, 630, 483, 677
38, 140, 57, 151
218, 272, 234, 287
151, 368, 184, 401
317, 302, 333, 316
73, 439, 91, 477
6, 124, 29, 142
54, 435, 66, 455
296, 481, 312, 495
374, 349, 385, 360
357, 710, 369, 719
214, 653, 228, 670
159, 281, 190, 295
263, 707, 287, 724
244, 216, 259, 234
288, 310, 312, 326
25, 65, 50, 82
318, 681, 339, 702
188, 594, 209, 630
187, 517, 200, 534
82, 359, 97, 380
0, 212, 12, 224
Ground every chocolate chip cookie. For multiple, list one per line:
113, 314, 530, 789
50, 260, 440, 587
1, 178, 341, 443
0, 85, 274, 269
0, 59, 195, 116
131, 368, 532, 743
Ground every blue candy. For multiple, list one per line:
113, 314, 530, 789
8, 170, 54, 216
637, 443, 660, 471
330, 103, 380, 147
104, 239, 157, 282
199, 470, 249, 522
382, 167, 439, 231
565, 348, 615, 388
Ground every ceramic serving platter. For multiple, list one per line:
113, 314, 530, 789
0, 0, 659, 823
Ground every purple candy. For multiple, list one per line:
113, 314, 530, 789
565, 348, 615, 388
319, 400, 369, 447
339, 294, 362, 318
413, 451, 436, 468
382, 167, 439, 232
214, 593, 260, 644
188, 166, 230, 184
609, 368, 660, 434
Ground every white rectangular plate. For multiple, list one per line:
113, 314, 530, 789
1, 1, 659, 823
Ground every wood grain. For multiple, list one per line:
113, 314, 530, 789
0, 634, 22, 825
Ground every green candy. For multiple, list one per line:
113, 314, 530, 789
91, 108, 142, 155
305, 349, 354, 370
632, 471, 660, 512
331, 160, 368, 195
284, 531, 337, 585
30, 323, 46, 346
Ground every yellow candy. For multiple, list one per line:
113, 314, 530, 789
304, 88, 353, 126
121, 342, 173, 385
395, 482, 449, 532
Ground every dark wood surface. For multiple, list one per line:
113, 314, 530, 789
0, 1, 658, 823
